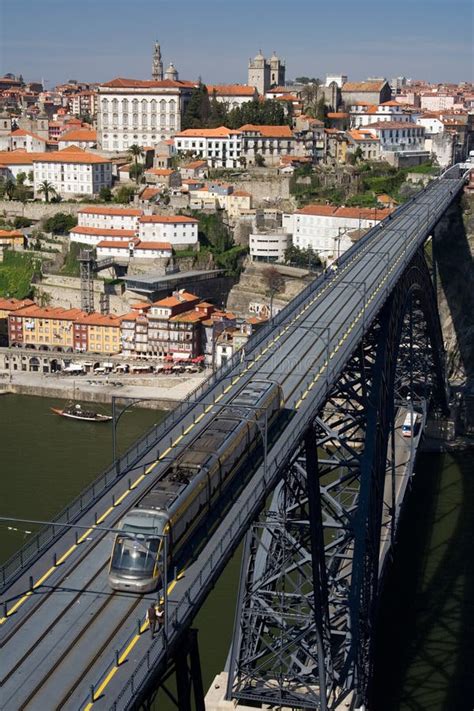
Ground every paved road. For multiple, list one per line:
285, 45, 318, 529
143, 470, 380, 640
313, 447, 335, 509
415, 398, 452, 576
0, 172, 465, 710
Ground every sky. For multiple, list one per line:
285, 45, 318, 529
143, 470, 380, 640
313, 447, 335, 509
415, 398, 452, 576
0, 0, 473, 87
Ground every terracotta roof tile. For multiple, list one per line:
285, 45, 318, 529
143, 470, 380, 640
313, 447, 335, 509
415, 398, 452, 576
78, 206, 142, 216
139, 215, 198, 224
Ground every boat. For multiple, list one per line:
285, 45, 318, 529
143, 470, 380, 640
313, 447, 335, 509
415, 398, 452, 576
50, 403, 112, 422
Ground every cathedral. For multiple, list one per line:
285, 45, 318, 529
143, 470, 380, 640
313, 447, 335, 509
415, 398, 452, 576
248, 50, 286, 96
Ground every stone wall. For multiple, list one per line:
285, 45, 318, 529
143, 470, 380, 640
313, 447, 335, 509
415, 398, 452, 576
226, 259, 313, 317
0, 200, 83, 221
434, 194, 474, 383
237, 177, 290, 205
34, 274, 129, 314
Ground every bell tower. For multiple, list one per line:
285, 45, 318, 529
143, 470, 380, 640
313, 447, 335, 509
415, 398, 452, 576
152, 41, 164, 81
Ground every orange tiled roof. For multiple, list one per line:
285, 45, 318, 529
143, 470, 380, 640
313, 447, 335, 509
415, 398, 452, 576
71, 226, 137, 237
183, 160, 208, 169
239, 124, 294, 138
74, 312, 123, 327
0, 229, 24, 238
207, 84, 256, 96
0, 150, 39, 165
176, 126, 241, 138
342, 81, 388, 92
153, 291, 199, 308
33, 146, 111, 165
327, 112, 349, 118
135, 241, 172, 250
78, 206, 142, 216
140, 187, 161, 200
296, 204, 393, 219
139, 215, 198, 224
13, 305, 84, 320
59, 128, 97, 142
97, 240, 136, 249
10, 128, 46, 143
101, 77, 197, 89
347, 129, 380, 141
365, 121, 423, 130
0, 297, 34, 311
145, 168, 175, 176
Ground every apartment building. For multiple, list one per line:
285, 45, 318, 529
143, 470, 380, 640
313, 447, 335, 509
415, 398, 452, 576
239, 124, 296, 166
174, 127, 243, 168
0, 297, 34, 345
121, 290, 204, 358
33, 147, 112, 197
283, 204, 393, 259
8, 305, 122, 354
58, 128, 97, 150
138, 215, 199, 248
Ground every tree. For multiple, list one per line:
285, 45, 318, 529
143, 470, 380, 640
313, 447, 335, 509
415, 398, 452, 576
27, 170, 34, 183
284, 245, 321, 270
5, 179, 15, 200
38, 180, 57, 203
99, 186, 112, 202
44, 212, 77, 234
255, 153, 265, 167
263, 266, 285, 316
128, 144, 144, 184
182, 82, 211, 129
129, 163, 144, 183
16, 172, 27, 186
114, 186, 135, 204
315, 96, 328, 124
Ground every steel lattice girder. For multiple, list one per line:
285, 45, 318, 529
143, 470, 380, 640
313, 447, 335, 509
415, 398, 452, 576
228, 249, 447, 710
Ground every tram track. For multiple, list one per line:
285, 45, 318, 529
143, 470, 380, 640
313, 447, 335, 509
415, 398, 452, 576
18, 594, 142, 711
0, 181, 455, 711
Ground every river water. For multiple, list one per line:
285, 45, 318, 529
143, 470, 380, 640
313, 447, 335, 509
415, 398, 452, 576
0, 394, 472, 709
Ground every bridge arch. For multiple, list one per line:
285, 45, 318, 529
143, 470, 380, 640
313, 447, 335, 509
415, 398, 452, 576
228, 248, 448, 711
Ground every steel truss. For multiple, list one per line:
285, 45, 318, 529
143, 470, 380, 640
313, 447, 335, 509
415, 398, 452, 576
129, 629, 205, 711
228, 249, 447, 710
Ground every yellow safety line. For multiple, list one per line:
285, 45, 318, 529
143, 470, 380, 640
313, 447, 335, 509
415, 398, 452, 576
0, 236, 410, 626
83, 575, 182, 710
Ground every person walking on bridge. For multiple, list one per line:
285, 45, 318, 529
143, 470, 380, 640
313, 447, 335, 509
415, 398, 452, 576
147, 602, 157, 637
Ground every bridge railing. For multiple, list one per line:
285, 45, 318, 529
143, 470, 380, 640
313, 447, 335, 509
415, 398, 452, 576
3, 172, 465, 592
0, 259, 331, 591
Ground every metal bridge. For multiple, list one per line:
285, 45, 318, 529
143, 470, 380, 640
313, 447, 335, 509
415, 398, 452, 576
0, 165, 468, 711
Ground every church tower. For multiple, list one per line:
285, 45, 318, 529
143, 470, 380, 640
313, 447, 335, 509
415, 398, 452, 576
152, 41, 164, 81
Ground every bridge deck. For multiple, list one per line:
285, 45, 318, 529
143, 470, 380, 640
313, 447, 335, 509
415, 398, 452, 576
0, 168, 466, 710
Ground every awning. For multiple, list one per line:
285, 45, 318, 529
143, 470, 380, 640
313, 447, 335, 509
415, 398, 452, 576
173, 352, 191, 360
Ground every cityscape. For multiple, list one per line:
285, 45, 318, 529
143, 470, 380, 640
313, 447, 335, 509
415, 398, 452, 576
0, 3, 473, 710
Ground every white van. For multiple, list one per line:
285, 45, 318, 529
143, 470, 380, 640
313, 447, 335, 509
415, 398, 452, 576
402, 411, 419, 437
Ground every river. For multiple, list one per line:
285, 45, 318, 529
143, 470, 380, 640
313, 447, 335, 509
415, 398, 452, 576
0, 394, 472, 709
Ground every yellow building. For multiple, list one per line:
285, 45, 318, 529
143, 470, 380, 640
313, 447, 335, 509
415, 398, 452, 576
0, 229, 26, 250
74, 313, 122, 354
9, 306, 83, 350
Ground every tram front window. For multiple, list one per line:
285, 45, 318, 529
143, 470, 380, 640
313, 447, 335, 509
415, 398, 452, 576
111, 537, 159, 576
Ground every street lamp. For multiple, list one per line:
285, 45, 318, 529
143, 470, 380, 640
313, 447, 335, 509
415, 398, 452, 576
111, 395, 161, 474
0, 516, 170, 633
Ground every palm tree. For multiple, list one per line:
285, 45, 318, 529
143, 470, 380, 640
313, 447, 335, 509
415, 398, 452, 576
37, 180, 57, 203
128, 144, 144, 184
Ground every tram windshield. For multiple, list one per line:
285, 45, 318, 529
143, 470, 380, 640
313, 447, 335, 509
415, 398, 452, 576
111, 536, 160, 575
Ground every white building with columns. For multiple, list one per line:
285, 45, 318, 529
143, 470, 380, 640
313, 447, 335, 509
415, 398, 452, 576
97, 76, 197, 151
